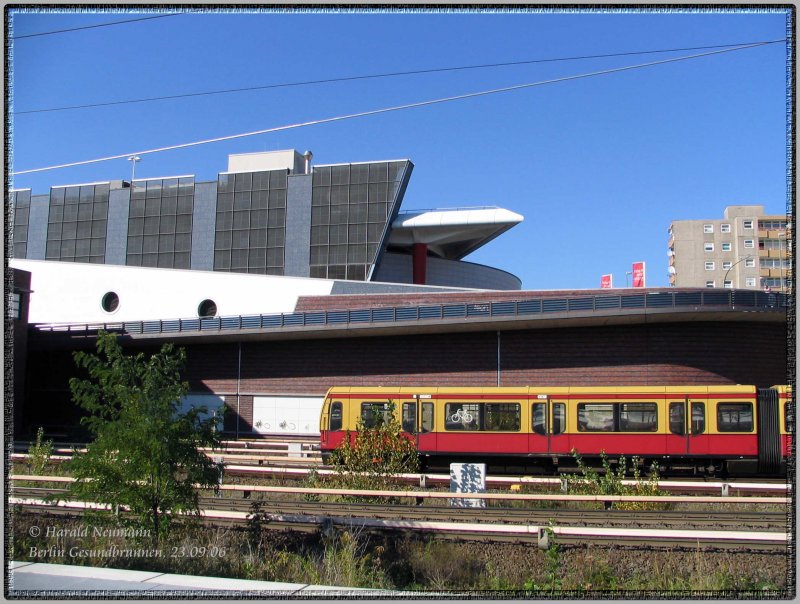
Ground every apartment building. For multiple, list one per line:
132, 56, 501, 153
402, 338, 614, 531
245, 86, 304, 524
668, 205, 791, 292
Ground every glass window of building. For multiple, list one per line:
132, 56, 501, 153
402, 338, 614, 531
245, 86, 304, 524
744, 240, 754, 248
722, 261, 732, 270
127, 177, 194, 269
704, 242, 714, 252
11, 189, 32, 259
743, 220, 754, 229
745, 277, 756, 287
723, 280, 732, 288
721, 242, 732, 252
721, 223, 731, 233
705, 280, 715, 287
46, 183, 110, 263
703, 224, 713, 233
310, 160, 410, 281
214, 170, 287, 275
745, 258, 756, 268
705, 261, 715, 270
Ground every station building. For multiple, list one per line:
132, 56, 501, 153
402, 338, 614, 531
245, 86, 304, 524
8, 150, 790, 440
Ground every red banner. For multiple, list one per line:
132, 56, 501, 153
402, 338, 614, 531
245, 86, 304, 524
632, 262, 646, 288
601, 274, 613, 289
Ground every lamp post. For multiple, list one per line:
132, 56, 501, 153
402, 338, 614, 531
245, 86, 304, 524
128, 155, 141, 183
723, 255, 753, 290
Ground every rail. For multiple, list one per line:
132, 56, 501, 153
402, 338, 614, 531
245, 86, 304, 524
31, 290, 787, 337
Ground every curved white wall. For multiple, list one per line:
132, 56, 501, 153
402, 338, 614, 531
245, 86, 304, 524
374, 252, 521, 290
10, 259, 334, 325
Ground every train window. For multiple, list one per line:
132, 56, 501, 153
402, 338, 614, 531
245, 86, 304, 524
360, 402, 392, 429
402, 402, 416, 433
330, 401, 343, 431
484, 403, 520, 431
577, 404, 614, 432
422, 402, 434, 433
552, 403, 566, 435
669, 402, 685, 435
445, 403, 480, 431
691, 402, 705, 435
532, 403, 547, 435
619, 403, 657, 432
717, 403, 754, 432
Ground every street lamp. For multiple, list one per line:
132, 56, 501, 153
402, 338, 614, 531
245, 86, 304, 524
723, 255, 753, 289
128, 155, 141, 182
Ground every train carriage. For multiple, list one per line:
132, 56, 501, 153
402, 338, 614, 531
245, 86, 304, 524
320, 385, 791, 476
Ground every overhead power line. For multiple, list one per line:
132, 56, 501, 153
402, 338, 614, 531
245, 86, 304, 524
11, 41, 776, 176
12, 39, 784, 116
12, 13, 182, 39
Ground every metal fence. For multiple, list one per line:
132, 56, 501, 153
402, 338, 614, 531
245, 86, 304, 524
33, 290, 787, 337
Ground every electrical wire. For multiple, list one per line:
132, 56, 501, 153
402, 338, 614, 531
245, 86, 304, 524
11, 13, 182, 39
12, 39, 784, 115
11, 41, 776, 176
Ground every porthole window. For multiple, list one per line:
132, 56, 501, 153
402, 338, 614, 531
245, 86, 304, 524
198, 299, 217, 318
101, 291, 119, 313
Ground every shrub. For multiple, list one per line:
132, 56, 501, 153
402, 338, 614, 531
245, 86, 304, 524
565, 450, 670, 511
329, 402, 418, 499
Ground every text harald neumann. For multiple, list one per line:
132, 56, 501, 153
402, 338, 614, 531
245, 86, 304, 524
45, 526, 151, 538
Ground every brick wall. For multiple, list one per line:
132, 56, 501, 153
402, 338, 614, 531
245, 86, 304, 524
20, 320, 787, 435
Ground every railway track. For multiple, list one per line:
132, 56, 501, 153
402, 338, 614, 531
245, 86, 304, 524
10, 485, 788, 550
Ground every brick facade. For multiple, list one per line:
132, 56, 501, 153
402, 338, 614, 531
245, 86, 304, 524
20, 320, 787, 437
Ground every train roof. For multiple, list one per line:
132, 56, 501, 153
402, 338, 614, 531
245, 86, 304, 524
324, 385, 766, 397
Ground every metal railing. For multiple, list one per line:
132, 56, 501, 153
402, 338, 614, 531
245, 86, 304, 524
32, 290, 787, 337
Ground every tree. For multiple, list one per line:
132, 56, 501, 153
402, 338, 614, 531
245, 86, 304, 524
67, 331, 224, 544
330, 402, 418, 497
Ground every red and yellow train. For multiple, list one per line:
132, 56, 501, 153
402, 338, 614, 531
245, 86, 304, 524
320, 385, 792, 476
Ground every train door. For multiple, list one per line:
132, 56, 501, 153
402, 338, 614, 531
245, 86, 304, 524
529, 396, 569, 456
667, 399, 709, 457
402, 396, 436, 455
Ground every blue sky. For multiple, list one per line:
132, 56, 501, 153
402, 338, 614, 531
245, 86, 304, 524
8, 8, 790, 289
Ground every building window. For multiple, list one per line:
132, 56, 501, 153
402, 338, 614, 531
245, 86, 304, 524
46, 183, 110, 264
723, 280, 732, 288
745, 258, 756, 268
743, 220, 754, 229
310, 161, 409, 281
127, 177, 194, 269
7, 292, 21, 320
214, 170, 287, 275
11, 189, 32, 259
705, 280, 715, 288
703, 224, 713, 233
101, 291, 120, 313
745, 277, 756, 287
704, 242, 714, 252
762, 277, 785, 289
761, 258, 789, 268
743, 240, 754, 249
759, 220, 787, 230
197, 299, 217, 318
721, 242, 732, 252
722, 261, 732, 270
705, 261, 715, 270
721, 223, 731, 233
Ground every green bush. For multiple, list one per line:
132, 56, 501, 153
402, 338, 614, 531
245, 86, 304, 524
28, 427, 54, 476
565, 450, 670, 510
329, 402, 418, 500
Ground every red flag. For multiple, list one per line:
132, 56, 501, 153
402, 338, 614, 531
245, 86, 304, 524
632, 262, 646, 288
600, 274, 613, 289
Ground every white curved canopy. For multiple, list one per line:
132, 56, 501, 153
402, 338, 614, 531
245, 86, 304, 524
387, 207, 524, 259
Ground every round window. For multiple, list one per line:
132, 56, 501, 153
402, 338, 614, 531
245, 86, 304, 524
101, 292, 120, 313
198, 299, 217, 318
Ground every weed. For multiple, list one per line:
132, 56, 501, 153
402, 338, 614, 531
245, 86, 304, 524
28, 427, 54, 476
